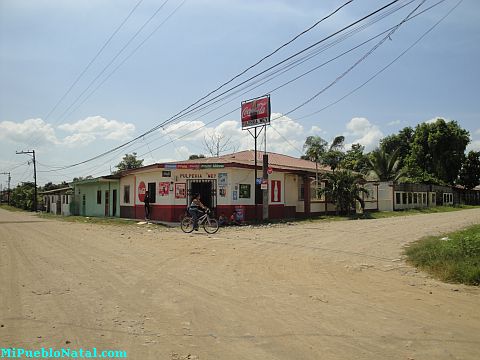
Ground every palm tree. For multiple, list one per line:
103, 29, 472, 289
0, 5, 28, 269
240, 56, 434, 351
303, 136, 328, 189
319, 170, 369, 215
367, 148, 405, 182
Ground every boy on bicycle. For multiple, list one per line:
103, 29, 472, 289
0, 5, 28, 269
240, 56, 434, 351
189, 193, 207, 231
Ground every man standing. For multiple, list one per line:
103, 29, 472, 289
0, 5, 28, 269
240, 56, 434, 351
144, 190, 151, 221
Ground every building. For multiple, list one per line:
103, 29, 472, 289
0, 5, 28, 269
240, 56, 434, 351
70, 176, 120, 217
118, 150, 333, 222
41, 187, 73, 216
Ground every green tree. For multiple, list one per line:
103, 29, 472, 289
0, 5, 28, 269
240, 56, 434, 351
11, 182, 36, 210
319, 170, 368, 215
457, 151, 480, 189
303, 135, 329, 187
366, 148, 405, 182
379, 126, 414, 169
405, 119, 470, 184
114, 153, 144, 173
341, 143, 369, 173
188, 154, 206, 160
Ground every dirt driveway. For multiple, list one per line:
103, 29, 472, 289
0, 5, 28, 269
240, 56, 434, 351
1, 208, 479, 360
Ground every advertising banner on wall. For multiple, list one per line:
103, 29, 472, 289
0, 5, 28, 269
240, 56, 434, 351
241, 95, 271, 129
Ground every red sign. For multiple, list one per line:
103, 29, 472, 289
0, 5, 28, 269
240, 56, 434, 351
267, 166, 273, 175
271, 180, 281, 203
138, 181, 146, 202
241, 95, 271, 129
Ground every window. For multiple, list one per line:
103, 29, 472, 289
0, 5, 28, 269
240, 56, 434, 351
298, 178, 304, 201
396, 192, 401, 205
148, 182, 156, 203
408, 193, 413, 204
123, 185, 130, 204
432, 193, 436, 204
310, 180, 324, 201
413, 193, 418, 204
423, 193, 427, 204
402, 193, 407, 205
97, 190, 102, 204
66, 195, 69, 205
239, 184, 251, 198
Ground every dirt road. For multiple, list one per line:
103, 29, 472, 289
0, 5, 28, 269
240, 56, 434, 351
1, 208, 479, 359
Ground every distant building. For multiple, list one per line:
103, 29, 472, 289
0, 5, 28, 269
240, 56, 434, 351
41, 187, 73, 216
70, 176, 120, 217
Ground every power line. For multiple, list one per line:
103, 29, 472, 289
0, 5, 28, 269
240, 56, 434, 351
296, 0, 463, 121
39, 0, 405, 172
53, 0, 171, 124
42, 0, 145, 123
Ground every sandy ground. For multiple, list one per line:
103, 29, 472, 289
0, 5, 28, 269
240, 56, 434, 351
1, 208, 479, 360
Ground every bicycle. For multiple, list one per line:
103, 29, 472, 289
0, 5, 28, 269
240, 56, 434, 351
181, 208, 219, 234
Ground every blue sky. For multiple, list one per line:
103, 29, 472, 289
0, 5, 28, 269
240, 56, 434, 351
1, 0, 479, 187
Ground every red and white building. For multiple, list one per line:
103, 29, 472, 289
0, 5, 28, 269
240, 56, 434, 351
118, 150, 333, 222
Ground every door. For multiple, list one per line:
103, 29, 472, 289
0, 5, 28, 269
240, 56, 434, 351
105, 190, 110, 216
82, 195, 86, 216
112, 189, 117, 217
187, 180, 216, 212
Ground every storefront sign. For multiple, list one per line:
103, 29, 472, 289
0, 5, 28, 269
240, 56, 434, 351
138, 181, 146, 202
241, 95, 271, 129
159, 182, 170, 196
162, 170, 171, 177
164, 164, 177, 170
271, 180, 281, 202
261, 179, 268, 190
218, 173, 228, 186
175, 183, 186, 199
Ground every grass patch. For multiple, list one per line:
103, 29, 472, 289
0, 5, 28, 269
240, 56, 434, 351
0, 204, 28, 212
366, 205, 479, 219
37, 212, 168, 228
404, 224, 480, 286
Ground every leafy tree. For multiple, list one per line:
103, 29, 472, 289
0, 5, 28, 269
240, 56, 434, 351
303, 135, 329, 187
72, 175, 93, 182
319, 170, 368, 215
11, 182, 36, 210
188, 154, 206, 160
457, 151, 480, 189
42, 181, 68, 191
405, 119, 469, 184
114, 153, 144, 173
366, 148, 405, 182
379, 126, 414, 169
341, 143, 369, 173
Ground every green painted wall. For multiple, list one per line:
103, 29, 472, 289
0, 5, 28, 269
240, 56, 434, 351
72, 180, 120, 217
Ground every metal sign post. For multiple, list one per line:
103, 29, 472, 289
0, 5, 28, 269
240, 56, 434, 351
241, 95, 271, 223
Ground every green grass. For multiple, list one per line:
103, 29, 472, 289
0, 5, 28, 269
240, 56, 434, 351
37, 212, 168, 228
366, 205, 479, 219
405, 224, 480, 286
0, 203, 28, 212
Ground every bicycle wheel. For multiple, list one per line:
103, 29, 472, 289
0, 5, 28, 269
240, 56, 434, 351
203, 217, 219, 234
181, 216, 194, 233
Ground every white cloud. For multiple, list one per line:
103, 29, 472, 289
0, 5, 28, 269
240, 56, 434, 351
467, 140, 480, 152
155, 113, 306, 158
0, 118, 59, 146
58, 116, 135, 141
309, 125, 323, 134
345, 117, 383, 151
387, 119, 401, 126
476, 128, 480, 135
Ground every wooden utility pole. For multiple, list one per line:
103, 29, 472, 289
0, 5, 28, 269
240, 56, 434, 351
16, 150, 37, 211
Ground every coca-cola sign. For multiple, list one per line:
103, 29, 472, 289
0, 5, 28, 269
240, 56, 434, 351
241, 95, 270, 129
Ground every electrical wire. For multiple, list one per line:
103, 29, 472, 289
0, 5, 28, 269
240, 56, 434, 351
38, 0, 406, 172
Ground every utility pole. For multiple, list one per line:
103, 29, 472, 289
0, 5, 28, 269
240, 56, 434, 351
0, 172, 11, 205
16, 150, 37, 211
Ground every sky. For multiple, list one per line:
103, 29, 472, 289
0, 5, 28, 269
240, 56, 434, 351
1, 0, 479, 187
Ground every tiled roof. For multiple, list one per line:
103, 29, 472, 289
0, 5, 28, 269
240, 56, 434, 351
170, 150, 331, 173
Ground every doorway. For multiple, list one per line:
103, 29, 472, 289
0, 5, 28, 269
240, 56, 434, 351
105, 190, 110, 216
112, 189, 117, 217
187, 180, 217, 212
